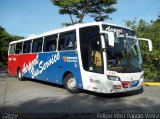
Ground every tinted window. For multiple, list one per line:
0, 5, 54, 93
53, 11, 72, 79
23, 40, 32, 53
44, 35, 57, 52
58, 31, 76, 51
15, 42, 23, 54
32, 38, 43, 53
9, 44, 15, 54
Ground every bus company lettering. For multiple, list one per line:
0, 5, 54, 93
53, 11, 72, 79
105, 26, 123, 35
22, 56, 39, 75
22, 52, 60, 78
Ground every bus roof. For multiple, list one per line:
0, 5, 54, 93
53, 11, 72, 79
9, 22, 133, 44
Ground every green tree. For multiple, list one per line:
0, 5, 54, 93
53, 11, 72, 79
125, 16, 160, 81
50, 0, 117, 25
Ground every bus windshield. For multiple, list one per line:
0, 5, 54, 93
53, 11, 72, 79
103, 25, 142, 73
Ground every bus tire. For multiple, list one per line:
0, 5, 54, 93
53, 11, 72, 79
64, 73, 80, 93
17, 69, 24, 81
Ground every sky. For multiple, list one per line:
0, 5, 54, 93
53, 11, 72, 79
0, 0, 160, 37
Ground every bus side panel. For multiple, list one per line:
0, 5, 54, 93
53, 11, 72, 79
21, 51, 83, 89
34, 52, 60, 82
8, 55, 17, 75
56, 51, 83, 89
22, 52, 61, 83
8, 54, 37, 76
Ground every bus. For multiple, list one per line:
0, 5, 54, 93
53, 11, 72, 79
8, 22, 152, 94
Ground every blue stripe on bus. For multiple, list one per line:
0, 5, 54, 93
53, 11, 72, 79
23, 51, 83, 89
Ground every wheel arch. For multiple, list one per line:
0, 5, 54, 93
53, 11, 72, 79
17, 66, 21, 75
62, 71, 73, 85
63, 71, 80, 93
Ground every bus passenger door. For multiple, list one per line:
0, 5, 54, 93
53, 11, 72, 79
84, 37, 105, 92
88, 37, 104, 74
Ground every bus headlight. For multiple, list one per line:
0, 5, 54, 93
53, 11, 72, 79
107, 75, 121, 81
140, 73, 144, 79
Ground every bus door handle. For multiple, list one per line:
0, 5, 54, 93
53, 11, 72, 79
58, 66, 63, 69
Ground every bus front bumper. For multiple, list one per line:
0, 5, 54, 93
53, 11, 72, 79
101, 78, 143, 94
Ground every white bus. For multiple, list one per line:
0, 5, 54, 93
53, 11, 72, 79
8, 22, 152, 93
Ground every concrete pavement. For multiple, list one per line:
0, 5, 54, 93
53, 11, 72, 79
0, 74, 160, 119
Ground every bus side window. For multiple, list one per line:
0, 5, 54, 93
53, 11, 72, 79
65, 34, 76, 50
58, 37, 65, 51
23, 40, 31, 53
44, 35, 57, 52
9, 44, 15, 54
38, 45, 42, 52
15, 42, 23, 54
58, 31, 76, 51
32, 38, 43, 53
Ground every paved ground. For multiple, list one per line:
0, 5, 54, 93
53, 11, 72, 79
0, 72, 160, 119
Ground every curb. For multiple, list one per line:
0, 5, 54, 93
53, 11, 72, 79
143, 82, 160, 86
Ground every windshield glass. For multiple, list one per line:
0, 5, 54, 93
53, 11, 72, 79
102, 25, 142, 73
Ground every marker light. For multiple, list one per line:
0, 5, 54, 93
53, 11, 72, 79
113, 85, 121, 89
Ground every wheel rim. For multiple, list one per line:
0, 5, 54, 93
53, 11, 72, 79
18, 70, 22, 79
67, 77, 76, 90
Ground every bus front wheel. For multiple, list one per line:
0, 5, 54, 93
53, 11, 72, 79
64, 73, 80, 93
17, 69, 24, 81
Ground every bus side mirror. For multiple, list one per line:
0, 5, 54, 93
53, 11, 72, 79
138, 38, 152, 51
100, 31, 115, 47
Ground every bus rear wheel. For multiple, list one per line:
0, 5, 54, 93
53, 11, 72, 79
64, 73, 80, 93
17, 69, 24, 81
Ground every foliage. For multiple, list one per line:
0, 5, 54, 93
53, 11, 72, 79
50, 0, 117, 25
125, 16, 160, 81
0, 26, 24, 67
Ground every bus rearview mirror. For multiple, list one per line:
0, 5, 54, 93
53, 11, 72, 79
100, 31, 115, 47
108, 32, 115, 47
138, 38, 152, 51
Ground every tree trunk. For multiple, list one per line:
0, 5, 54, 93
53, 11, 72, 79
78, 15, 84, 23
69, 13, 74, 24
